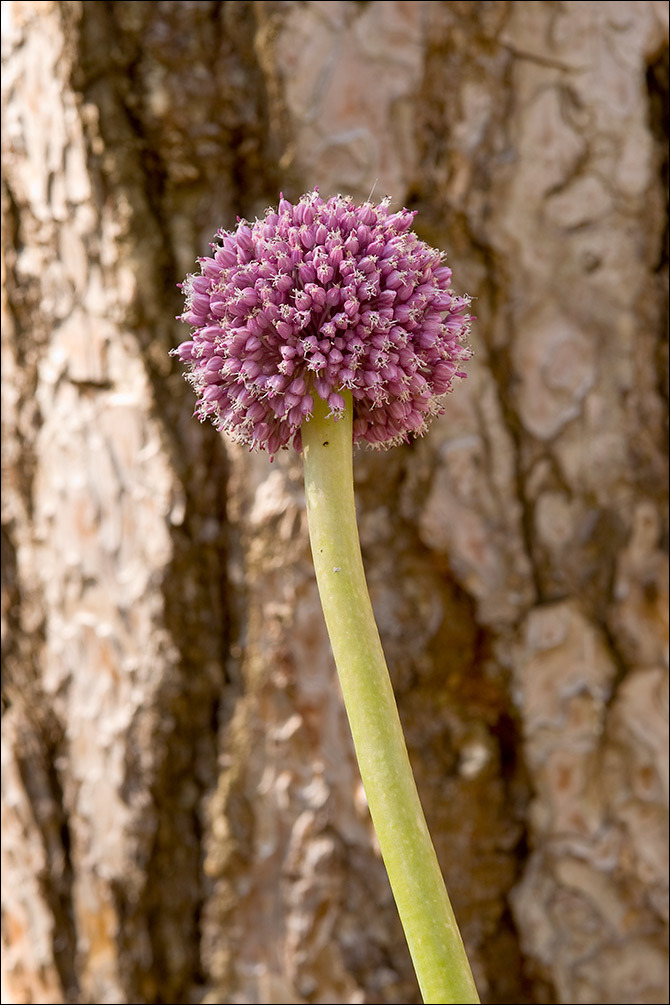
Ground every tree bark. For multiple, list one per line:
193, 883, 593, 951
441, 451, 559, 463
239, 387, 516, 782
1, 3, 667, 1004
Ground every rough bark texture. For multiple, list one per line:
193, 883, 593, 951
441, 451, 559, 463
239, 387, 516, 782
1, 3, 668, 1004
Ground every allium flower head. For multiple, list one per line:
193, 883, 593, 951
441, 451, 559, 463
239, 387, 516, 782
173, 190, 472, 455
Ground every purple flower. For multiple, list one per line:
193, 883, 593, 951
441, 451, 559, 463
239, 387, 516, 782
172, 190, 472, 455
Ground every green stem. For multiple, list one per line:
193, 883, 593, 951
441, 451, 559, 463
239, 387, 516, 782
301, 391, 480, 1005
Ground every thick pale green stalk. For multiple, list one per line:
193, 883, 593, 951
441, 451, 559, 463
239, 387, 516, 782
301, 391, 479, 1005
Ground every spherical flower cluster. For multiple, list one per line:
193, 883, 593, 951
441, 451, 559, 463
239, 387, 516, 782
173, 190, 472, 455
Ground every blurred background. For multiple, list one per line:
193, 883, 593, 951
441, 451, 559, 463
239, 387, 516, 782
1, 2, 668, 1003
